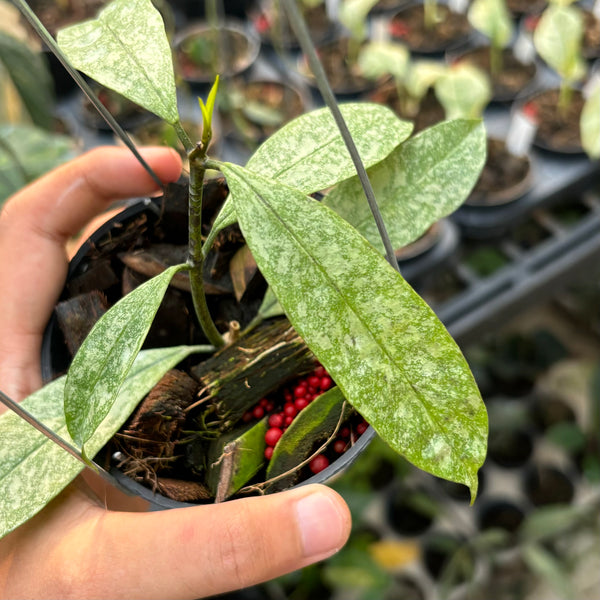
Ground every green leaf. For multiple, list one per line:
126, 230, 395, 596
467, 0, 514, 49
246, 103, 413, 193
0, 124, 76, 205
324, 120, 486, 252
207, 417, 268, 499
533, 4, 586, 84
435, 64, 492, 120
65, 264, 187, 449
0, 31, 55, 129
221, 163, 488, 499
581, 83, 600, 159
258, 286, 285, 320
522, 543, 576, 600
358, 42, 410, 82
56, 0, 179, 124
266, 388, 351, 490
204, 104, 411, 257
0, 346, 205, 539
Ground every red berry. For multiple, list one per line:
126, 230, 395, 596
320, 376, 332, 391
308, 375, 321, 388
242, 411, 253, 423
356, 421, 368, 435
283, 403, 298, 418
295, 397, 309, 411
284, 390, 293, 402
265, 401, 275, 413
284, 415, 294, 426
334, 440, 347, 454
314, 366, 326, 377
265, 427, 283, 446
252, 406, 265, 419
294, 384, 307, 398
269, 413, 284, 428
309, 454, 330, 474
340, 427, 351, 439
264, 446, 274, 460
259, 398, 269, 408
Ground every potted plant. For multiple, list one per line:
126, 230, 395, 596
435, 62, 534, 206
527, 0, 588, 153
463, 0, 537, 101
358, 39, 446, 130
1, 0, 488, 537
388, 0, 472, 55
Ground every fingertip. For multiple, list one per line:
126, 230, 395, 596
137, 146, 183, 184
293, 484, 352, 563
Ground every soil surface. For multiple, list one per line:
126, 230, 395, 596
506, 0, 547, 17
467, 138, 532, 206
367, 82, 445, 132
176, 26, 257, 83
389, 4, 471, 54
525, 88, 585, 153
301, 38, 373, 95
583, 9, 600, 59
27, 0, 106, 34
455, 46, 536, 102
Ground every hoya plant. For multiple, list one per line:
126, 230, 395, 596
1, 0, 488, 538
467, 0, 514, 75
532, 0, 586, 112
358, 41, 446, 120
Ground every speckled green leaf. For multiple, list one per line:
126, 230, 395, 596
207, 418, 268, 498
266, 387, 350, 491
324, 120, 486, 252
65, 264, 187, 449
56, 0, 179, 123
221, 163, 487, 499
205, 103, 412, 258
0, 346, 206, 539
246, 103, 413, 193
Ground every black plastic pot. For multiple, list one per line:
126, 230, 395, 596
173, 20, 261, 90
41, 192, 375, 509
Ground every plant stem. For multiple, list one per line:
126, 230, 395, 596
280, 0, 400, 273
490, 45, 503, 77
12, 0, 165, 190
558, 82, 573, 117
188, 145, 225, 348
173, 120, 194, 153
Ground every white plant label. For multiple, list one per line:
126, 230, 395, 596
593, 0, 600, 20
325, 0, 340, 20
506, 108, 538, 157
370, 15, 390, 42
513, 29, 536, 65
449, 0, 470, 14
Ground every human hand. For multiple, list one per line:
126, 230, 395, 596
0, 146, 351, 599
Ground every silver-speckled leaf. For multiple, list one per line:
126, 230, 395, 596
204, 104, 412, 258
65, 264, 187, 449
222, 163, 487, 499
324, 120, 486, 252
0, 346, 206, 539
246, 103, 413, 192
56, 0, 179, 124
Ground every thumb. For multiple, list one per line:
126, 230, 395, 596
74, 484, 350, 599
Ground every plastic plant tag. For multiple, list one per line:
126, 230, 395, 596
513, 26, 537, 65
449, 0, 470, 13
506, 108, 538, 157
369, 16, 390, 42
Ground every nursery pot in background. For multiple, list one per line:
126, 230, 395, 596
41, 183, 375, 510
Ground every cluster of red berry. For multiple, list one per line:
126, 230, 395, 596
242, 366, 369, 475
389, 19, 411, 38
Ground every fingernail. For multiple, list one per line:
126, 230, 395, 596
295, 490, 348, 561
